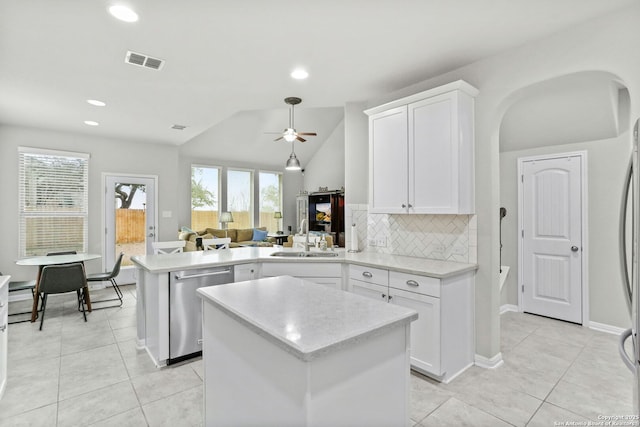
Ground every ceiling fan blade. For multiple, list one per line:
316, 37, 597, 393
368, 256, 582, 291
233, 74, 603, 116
264, 132, 283, 134
298, 132, 317, 136
274, 136, 284, 142
296, 136, 307, 142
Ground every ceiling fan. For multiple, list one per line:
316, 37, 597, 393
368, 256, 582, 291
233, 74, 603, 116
268, 97, 317, 143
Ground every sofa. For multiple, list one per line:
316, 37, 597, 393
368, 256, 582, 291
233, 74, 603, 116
178, 227, 274, 251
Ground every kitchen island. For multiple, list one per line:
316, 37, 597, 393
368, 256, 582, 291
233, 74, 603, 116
132, 246, 477, 370
197, 275, 418, 427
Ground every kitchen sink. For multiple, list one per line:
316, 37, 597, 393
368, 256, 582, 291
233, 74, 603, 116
270, 251, 340, 258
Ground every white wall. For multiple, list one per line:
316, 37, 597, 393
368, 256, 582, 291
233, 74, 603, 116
344, 4, 640, 359
302, 119, 345, 193
499, 133, 630, 328
0, 124, 181, 280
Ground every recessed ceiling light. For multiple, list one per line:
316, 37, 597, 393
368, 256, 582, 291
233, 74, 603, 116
109, 5, 139, 22
87, 99, 106, 107
84, 120, 99, 126
291, 69, 309, 80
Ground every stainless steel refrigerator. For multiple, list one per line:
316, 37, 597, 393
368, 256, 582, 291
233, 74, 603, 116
619, 118, 640, 415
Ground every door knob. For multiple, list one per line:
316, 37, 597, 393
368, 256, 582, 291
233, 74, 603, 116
571, 246, 579, 252
148, 233, 155, 238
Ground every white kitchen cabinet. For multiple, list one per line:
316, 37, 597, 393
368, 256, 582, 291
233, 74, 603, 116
261, 262, 344, 290
0, 276, 9, 400
365, 80, 478, 214
234, 263, 258, 282
348, 265, 474, 383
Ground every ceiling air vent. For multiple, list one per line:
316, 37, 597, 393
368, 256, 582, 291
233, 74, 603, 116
125, 50, 165, 70
171, 124, 187, 130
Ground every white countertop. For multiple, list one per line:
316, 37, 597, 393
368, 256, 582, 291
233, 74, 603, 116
197, 275, 418, 361
131, 246, 477, 279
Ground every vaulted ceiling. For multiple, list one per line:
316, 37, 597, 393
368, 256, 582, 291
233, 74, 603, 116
0, 1, 635, 167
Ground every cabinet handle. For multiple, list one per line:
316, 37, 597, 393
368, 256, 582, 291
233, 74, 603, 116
0, 324, 6, 332
408, 204, 413, 208
381, 293, 386, 299
401, 204, 406, 208
197, 338, 203, 345
406, 280, 419, 287
388, 295, 393, 301
362, 272, 373, 278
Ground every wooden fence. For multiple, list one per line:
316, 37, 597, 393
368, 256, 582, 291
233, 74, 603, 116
115, 209, 282, 244
116, 209, 145, 243
191, 210, 280, 233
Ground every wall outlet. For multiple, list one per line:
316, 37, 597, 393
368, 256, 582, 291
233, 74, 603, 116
368, 238, 377, 247
376, 237, 387, 247
433, 243, 445, 253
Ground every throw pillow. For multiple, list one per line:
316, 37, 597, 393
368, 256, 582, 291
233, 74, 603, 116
252, 228, 268, 241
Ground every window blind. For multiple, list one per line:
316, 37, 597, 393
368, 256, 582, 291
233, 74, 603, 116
18, 147, 89, 257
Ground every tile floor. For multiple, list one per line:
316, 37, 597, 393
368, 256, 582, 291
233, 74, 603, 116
0, 285, 635, 426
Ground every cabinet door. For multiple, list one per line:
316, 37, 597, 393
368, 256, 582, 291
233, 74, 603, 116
0, 280, 7, 400
390, 287, 441, 375
234, 263, 257, 282
349, 279, 388, 304
409, 93, 456, 213
369, 106, 408, 213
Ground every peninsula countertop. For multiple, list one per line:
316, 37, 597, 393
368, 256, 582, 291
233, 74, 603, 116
197, 275, 418, 361
131, 246, 477, 279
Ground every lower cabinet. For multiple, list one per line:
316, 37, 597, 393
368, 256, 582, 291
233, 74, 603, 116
261, 262, 343, 290
234, 263, 258, 282
348, 265, 474, 383
0, 276, 8, 400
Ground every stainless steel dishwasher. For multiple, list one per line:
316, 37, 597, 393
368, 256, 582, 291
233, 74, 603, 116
169, 266, 234, 364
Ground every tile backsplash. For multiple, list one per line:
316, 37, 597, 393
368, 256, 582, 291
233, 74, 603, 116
346, 204, 477, 263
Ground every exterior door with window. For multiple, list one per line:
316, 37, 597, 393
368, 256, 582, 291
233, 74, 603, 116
104, 175, 156, 285
520, 154, 584, 324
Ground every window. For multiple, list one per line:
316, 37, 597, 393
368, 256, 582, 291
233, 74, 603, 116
191, 165, 220, 231
18, 147, 89, 257
259, 171, 282, 233
227, 169, 253, 229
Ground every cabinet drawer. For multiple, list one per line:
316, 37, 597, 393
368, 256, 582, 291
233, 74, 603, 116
349, 265, 388, 286
389, 271, 440, 298
261, 262, 341, 278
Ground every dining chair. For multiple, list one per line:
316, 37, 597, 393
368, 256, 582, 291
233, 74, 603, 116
202, 238, 231, 251
152, 241, 186, 254
37, 262, 88, 330
1, 272, 37, 324
86, 252, 124, 309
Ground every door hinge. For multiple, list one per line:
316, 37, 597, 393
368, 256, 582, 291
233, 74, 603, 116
521, 229, 524, 238
521, 175, 524, 183
521, 284, 524, 293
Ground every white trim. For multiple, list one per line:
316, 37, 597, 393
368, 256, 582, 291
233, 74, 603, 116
18, 145, 90, 159
500, 304, 519, 314
101, 173, 158, 272
589, 321, 626, 336
364, 80, 479, 115
474, 352, 504, 369
517, 151, 589, 326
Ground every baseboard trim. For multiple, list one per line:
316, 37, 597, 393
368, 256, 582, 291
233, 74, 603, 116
475, 352, 504, 369
589, 321, 626, 336
499, 304, 519, 314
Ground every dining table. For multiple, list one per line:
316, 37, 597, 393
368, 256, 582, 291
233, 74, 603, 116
15, 253, 101, 322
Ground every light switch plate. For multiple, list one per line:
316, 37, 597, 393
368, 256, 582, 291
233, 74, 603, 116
162, 210, 172, 218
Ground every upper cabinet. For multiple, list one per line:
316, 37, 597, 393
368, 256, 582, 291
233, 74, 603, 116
365, 80, 478, 214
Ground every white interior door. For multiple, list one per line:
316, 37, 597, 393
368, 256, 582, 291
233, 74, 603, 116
104, 175, 157, 285
520, 155, 584, 324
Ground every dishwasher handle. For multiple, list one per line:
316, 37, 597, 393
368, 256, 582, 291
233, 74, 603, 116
174, 269, 232, 280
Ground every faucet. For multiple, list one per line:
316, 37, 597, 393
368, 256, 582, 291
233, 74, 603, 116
299, 218, 311, 252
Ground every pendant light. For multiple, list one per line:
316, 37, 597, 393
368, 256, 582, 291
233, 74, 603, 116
285, 142, 302, 171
